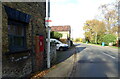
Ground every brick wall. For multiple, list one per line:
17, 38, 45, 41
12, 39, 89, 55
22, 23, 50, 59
2, 2, 46, 77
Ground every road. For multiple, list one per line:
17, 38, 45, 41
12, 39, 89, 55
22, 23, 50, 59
44, 43, 119, 78
70, 43, 119, 77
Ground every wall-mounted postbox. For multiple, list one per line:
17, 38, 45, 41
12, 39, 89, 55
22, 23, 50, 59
39, 35, 44, 52
35, 35, 44, 53
35, 35, 44, 71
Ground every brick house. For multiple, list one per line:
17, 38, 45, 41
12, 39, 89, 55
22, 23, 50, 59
51, 25, 71, 46
2, 2, 47, 77
51, 25, 71, 39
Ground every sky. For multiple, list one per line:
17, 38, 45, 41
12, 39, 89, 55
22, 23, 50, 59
49, 0, 116, 39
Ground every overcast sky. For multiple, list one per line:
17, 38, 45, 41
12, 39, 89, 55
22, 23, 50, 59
49, 0, 115, 39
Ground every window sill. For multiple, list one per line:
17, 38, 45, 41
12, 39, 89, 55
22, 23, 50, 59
5, 49, 32, 55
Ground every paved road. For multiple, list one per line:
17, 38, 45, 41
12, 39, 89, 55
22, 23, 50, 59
55, 46, 76, 64
70, 43, 119, 77
44, 43, 119, 78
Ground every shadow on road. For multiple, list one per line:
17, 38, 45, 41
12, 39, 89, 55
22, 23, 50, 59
52, 45, 86, 66
75, 46, 86, 54
70, 51, 118, 77
74, 43, 81, 46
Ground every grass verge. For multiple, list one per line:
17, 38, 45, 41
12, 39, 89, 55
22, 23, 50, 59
76, 42, 120, 49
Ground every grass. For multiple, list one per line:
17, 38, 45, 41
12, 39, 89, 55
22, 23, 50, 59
87, 43, 102, 46
75, 42, 120, 49
110, 46, 120, 49
88, 43, 120, 49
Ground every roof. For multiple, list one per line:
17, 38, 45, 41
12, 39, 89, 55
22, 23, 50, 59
51, 25, 71, 32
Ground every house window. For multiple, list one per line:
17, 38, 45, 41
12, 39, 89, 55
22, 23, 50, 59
8, 20, 26, 52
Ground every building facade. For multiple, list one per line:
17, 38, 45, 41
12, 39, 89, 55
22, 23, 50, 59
2, 2, 46, 77
51, 25, 71, 39
51, 25, 71, 44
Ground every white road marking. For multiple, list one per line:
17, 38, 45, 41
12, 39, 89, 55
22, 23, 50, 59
102, 52, 116, 59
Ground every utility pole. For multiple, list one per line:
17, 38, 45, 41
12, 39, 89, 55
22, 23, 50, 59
46, 0, 51, 68
47, 26, 51, 68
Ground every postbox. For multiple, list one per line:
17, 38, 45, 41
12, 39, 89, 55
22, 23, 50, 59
35, 35, 44, 53
39, 35, 44, 52
35, 35, 44, 71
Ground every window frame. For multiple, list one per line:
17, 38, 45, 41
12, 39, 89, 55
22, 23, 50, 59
8, 19, 27, 52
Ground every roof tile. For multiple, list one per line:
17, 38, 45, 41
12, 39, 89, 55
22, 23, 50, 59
51, 25, 71, 32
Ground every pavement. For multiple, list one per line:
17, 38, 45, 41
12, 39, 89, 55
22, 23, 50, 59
44, 43, 119, 78
0, 61, 1, 79
44, 46, 76, 77
0, 51, 2, 79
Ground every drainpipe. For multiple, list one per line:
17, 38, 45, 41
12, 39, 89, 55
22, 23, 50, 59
31, 20, 35, 73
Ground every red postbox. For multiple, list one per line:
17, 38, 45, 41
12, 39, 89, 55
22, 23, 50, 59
39, 35, 44, 52
35, 35, 44, 71
35, 35, 44, 53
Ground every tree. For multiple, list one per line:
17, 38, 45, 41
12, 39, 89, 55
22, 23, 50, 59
98, 1, 118, 35
83, 1, 118, 44
83, 19, 106, 43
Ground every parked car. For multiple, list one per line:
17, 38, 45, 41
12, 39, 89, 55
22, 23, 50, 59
50, 38, 69, 51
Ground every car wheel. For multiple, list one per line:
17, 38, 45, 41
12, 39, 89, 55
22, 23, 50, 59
59, 47, 63, 51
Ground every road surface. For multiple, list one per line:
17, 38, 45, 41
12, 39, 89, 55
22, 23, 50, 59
44, 43, 119, 78
70, 43, 119, 78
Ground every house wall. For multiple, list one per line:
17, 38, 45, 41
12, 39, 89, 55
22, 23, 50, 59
57, 31, 71, 44
58, 31, 70, 39
2, 2, 46, 77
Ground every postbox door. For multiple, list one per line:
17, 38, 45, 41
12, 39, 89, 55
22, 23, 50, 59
39, 36, 44, 52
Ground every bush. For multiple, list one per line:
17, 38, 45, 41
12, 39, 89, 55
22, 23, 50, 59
82, 38, 86, 43
75, 38, 80, 42
102, 34, 117, 46
51, 31, 62, 39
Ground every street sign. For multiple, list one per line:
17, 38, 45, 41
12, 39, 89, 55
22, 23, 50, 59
45, 17, 52, 27
45, 20, 52, 22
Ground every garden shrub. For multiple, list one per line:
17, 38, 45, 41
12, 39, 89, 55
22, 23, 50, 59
102, 34, 117, 46
51, 31, 62, 39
